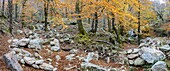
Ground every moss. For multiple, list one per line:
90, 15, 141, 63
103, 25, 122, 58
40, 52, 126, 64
75, 34, 91, 46
165, 60, 170, 70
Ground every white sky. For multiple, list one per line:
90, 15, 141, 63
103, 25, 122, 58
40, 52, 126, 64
151, 0, 166, 4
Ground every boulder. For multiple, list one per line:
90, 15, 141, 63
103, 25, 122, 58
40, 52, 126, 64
151, 61, 168, 71
20, 59, 25, 64
50, 39, 59, 46
18, 38, 30, 47
3, 51, 23, 71
127, 54, 139, 59
39, 63, 54, 71
10, 39, 19, 48
12, 48, 32, 57
81, 62, 107, 71
50, 39, 60, 51
51, 46, 60, 52
159, 45, 170, 51
132, 49, 140, 54
134, 57, 145, 66
127, 49, 132, 54
32, 64, 40, 69
66, 54, 75, 61
35, 60, 44, 65
23, 57, 36, 65
34, 52, 42, 59
28, 38, 42, 49
140, 47, 166, 63
128, 60, 134, 65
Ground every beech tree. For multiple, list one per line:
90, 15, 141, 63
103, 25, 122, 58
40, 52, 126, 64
8, 0, 13, 34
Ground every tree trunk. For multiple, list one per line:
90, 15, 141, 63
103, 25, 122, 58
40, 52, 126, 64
138, 0, 141, 45
21, 0, 27, 28
91, 18, 95, 32
112, 18, 120, 43
108, 17, 111, 32
15, 4, 18, 21
76, 0, 86, 35
44, 1, 49, 31
94, 12, 98, 33
65, 7, 68, 18
102, 16, 106, 30
88, 18, 90, 24
2, 0, 5, 16
8, 0, 13, 34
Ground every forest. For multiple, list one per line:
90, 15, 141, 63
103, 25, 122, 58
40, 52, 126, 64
0, 0, 170, 71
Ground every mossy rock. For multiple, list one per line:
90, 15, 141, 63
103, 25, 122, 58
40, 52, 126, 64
154, 28, 168, 37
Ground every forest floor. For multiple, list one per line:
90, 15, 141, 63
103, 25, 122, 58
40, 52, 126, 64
0, 19, 170, 71
0, 24, 145, 71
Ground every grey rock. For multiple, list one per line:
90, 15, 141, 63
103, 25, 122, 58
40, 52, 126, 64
151, 61, 168, 71
140, 47, 166, 63
50, 39, 60, 51
70, 49, 79, 54
81, 62, 107, 71
12, 48, 32, 57
24, 57, 36, 65
18, 38, 30, 47
34, 52, 42, 59
50, 39, 59, 46
12, 48, 22, 53
10, 39, 19, 48
22, 49, 32, 57
127, 49, 133, 54
47, 58, 53, 62
84, 52, 99, 63
20, 59, 25, 64
55, 55, 61, 61
3, 51, 23, 71
32, 64, 39, 69
39, 63, 54, 71
51, 46, 60, 52
128, 60, 134, 65
127, 54, 139, 59
28, 38, 42, 49
53, 68, 57, 71
17, 30, 23, 34
132, 49, 140, 53
66, 54, 75, 61
134, 57, 145, 66
16, 54, 23, 61
35, 60, 44, 65
159, 45, 170, 51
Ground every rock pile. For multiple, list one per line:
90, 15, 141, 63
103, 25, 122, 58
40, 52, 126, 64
126, 37, 169, 70
11, 48, 57, 71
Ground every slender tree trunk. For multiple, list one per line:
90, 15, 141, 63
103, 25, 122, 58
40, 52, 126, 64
65, 7, 68, 18
76, 0, 86, 35
88, 18, 90, 24
21, 0, 27, 28
112, 18, 120, 43
138, 0, 141, 45
94, 12, 98, 33
2, 0, 5, 16
44, 1, 49, 31
15, 4, 18, 21
108, 17, 111, 32
8, 0, 13, 34
102, 16, 106, 30
91, 18, 94, 32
